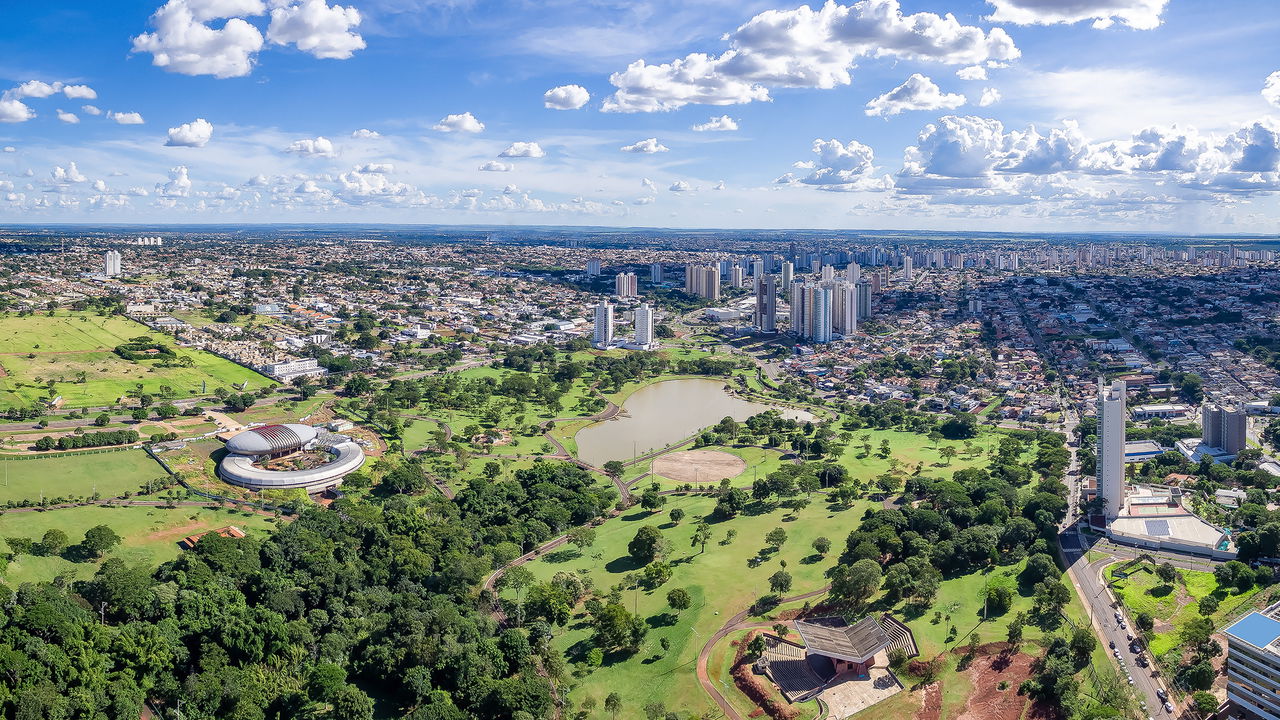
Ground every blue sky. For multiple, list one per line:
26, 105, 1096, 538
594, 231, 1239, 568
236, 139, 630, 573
2, 0, 1279, 231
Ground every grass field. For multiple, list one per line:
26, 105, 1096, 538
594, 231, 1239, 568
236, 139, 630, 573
834, 426, 1019, 486
0, 449, 167, 505
1107, 562, 1263, 656
502, 493, 874, 718
0, 312, 270, 408
0, 504, 276, 586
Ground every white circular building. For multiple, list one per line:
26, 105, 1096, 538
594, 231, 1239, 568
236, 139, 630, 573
218, 423, 364, 494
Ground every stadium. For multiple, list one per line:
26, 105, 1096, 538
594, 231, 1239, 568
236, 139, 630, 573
218, 423, 365, 494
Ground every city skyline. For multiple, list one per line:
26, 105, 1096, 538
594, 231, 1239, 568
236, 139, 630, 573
1, 0, 1279, 231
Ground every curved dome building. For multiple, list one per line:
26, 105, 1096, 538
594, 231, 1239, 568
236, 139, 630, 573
219, 423, 363, 494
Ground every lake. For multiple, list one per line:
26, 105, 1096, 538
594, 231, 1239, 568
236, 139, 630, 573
573, 377, 813, 467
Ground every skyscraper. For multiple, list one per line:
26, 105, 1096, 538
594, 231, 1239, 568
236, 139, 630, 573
856, 280, 872, 320
790, 282, 832, 343
1098, 379, 1127, 519
593, 301, 614, 348
102, 250, 122, 277
832, 281, 857, 336
781, 261, 794, 292
615, 272, 638, 298
846, 262, 860, 284
902, 255, 914, 282
756, 275, 777, 333
730, 266, 745, 288
586, 259, 602, 276
634, 303, 654, 348
650, 263, 664, 283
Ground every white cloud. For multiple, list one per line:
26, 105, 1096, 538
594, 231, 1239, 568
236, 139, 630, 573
691, 115, 739, 132
985, 0, 1168, 30
1265, 71, 1280, 108
1, 147, 13, 153
978, 87, 1001, 107
957, 65, 987, 81
669, 180, 691, 192
166, 118, 214, 147
544, 84, 591, 110
432, 112, 484, 133
790, 138, 894, 191
131, 0, 267, 78
93, 179, 108, 192
713, 180, 725, 190
56, 109, 80, 124
620, 138, 669, 154
52, 162, 87, 183
498, 142, 545, 158
109, 111, 146, 125
351, 128, 379, 138
0, 100, 34, 123
633, 196, 655, 205
158, 165, 193, 196
865, 74, 966, 117
82, 105, 102, 116
602, 0, 1018, 112
62, 84, 97, 99
641, 178, 657, 192
266, 0, 365, 60
478, 160, 512, 172
9, 81, 61, 99
285, 136, 335, 156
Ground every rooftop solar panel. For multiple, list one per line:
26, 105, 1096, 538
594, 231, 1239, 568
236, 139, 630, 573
1144, 519, 1170, 536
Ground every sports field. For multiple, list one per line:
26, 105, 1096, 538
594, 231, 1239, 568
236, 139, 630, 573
0, 503, 276, 585
0, 449, 167, 505
0, 312, 268, 408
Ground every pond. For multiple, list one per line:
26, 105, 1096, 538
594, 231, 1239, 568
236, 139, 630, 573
573, 377, 813, 467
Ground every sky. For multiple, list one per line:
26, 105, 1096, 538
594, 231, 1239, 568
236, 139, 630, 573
2, 0, 1280, 232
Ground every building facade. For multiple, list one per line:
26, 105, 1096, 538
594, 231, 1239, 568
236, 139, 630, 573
593, 301, 614, 348
615, 272, 638, 298
1225, 606, 1280, 720
1098, 379, 1127, 519
633, 303, 654, 348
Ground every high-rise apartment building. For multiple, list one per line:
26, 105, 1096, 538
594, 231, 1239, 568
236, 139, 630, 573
615, 272, 638, 298
730, 266, 745, 288
832, 282, 857, 336
586, 259, 602, 276
593, 301, 614, 348
1225, 603, 1280, 720
684, 264, 720, 300
633, 303, 654, 348
856, 280, 872, 320
650, 263, 664, 283
790, 282, 832, 343
781, 262, 794, 292
902, 256, 914, 282
103, 250, 122, 277
1204, 404, 1248, 455
1098, 379, 1127, 519
756, 276, 777, 333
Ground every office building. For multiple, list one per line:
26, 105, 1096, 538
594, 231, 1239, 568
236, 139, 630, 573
756, 275, 777, 333
586, 259, 602, 276
593, 301, 614, 348
615, 272, 638, 298
1098, 379, 1127, 519
102, 250, 122, 277
1204, 404, 1248, 455
633, 303, 654, 349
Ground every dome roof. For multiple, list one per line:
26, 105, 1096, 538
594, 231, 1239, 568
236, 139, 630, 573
225, 423, 318, 455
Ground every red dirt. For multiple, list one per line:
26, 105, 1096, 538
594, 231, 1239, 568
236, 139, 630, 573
915, 682, 941, 720
953, 651, 1036, 720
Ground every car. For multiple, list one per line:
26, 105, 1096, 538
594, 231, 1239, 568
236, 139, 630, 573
1157, 690, 1168, 702
1110, 640, 1116, 649
1114, 650, 1122, 658
1164, 702, 1174, 713
1127, 633, 1134, 640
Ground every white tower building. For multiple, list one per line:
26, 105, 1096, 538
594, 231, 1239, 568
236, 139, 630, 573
1098, 379, 1127, 519
633, 303, 654, 348
593, 301, 614, 349
103, 250, 122, 277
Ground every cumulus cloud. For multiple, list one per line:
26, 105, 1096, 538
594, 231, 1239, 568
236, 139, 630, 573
286, 136, 335, 156
865, 74, 966, 117
978, 87, 1001, 107
620, 138, 669, 153
478, 160, 512, 172
787, 138, 894, 191
109, 111, 146, 124
692, 115, 739, 131
1265, 71, 1280, 108
0, 100, 34, 123
9, 81, 61, 99
131, 0, 267, 78
1, 147, 14, 153
52, 162, 88, 183
641, 178, 657, 191
985, 0, 1168, 29
668, 180, 691, 191
499, 142, 545, 158
82, 105, 102, 116
56, 109, 79, 124
957, 65, 987, 81
62, 84, 96, 99
351, 128, 379, 138
432, 112, 484, 133
602, 0, 1018, 112
158, 165, 193, 196
166, 118, 214, 147
266, 0, 364, 59
544, 84, 591, 110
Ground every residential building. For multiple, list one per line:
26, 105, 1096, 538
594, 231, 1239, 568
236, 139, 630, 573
1099, 379, 1127, 519
756, 275, 777, 333
615, 272, 638, 298
1224, 605, 1280, 720
633, 303, 654, 348
593, 300, 614, 348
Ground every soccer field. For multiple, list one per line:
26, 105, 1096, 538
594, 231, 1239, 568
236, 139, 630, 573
0, 312, 269, 408
0, 449, 168, 505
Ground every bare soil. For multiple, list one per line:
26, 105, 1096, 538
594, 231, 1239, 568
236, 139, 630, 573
953, 651, 1036, 720
651, 449, 746, 484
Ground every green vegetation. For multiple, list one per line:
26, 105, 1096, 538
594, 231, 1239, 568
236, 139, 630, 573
0, 449, 169, 506
0, 312, 268, 409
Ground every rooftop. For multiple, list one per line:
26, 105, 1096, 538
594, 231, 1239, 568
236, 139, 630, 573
1226, 606, 1280, 652
793, 616, 891, 663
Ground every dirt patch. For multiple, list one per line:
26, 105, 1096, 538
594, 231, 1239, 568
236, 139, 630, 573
651, 449, 746, 483
953, 651, 1036, 720
915, 682, 941, 720
142, 517, 206, 544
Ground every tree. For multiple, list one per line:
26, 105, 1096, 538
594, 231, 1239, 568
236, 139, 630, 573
764, 527, 787, 550
94, 413, 110, 427
567, 526, 597, 550
605, 692, 622, 719
80, 524, 122, 558
1135, 612, 1154, 632
690, 522, 713, 553
1022, 553, 1058, 585
1192, 691, 1218, 713
640, 487, 666, 512
628, 525, 668, 565
1198, 595, 1220, 616
667, 587, 691, 611
669, 507, 685, 524
939, 446, 957, 465
1069, 628, 1097, 666
500, 566, 535, 602
130, 408, 148, 421
812, 536, 831, 556
830, 559, 882, 607
1006, 617, 1024, 648
1182, 616, 1215, 647
39, 528, 70, 556
1156, 562, 1178, 585
602, 460, 625, 479
769, 570, 793, 594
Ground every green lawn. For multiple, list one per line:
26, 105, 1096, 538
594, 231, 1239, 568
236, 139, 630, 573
503, 493, 875, 718
1107, 563, 1262, 657
835, 427, 1021, 486
0, 449, 168, 505
0, 312, 270, 408
0, 504, 277, 586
